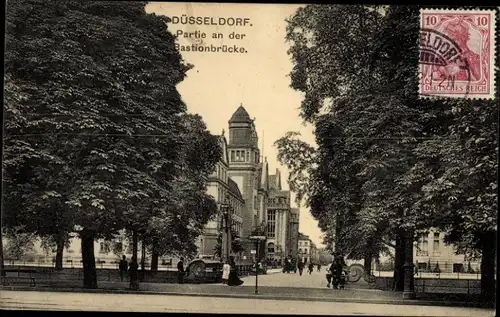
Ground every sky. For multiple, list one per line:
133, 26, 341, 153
146, 2, 324, 247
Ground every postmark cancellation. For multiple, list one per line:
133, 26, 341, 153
419, 9, 496, 99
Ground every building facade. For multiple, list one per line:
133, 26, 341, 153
225, 105, 269, 261
298, 233, 312, 264
413, 229, 480, 273
266, 168, 293, 263
195, 134, 244, 258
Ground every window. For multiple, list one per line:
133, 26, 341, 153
453, 263, 464, 273
433, 232, 440, 255
267, 210, 276, 238
99, 242, 110, 254
246, 151, 250, 162
231, 151, 235, 162
233, 150, 246, 162
417, 233, 429, 256
299, 248, 303, 254
267, 243, 275, 253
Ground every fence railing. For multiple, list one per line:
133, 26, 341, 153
376, 259, 482, 275
414, 278, 481, 295
3, 259, 177, 271
373, 270, 483, 280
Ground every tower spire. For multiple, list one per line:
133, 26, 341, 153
261, 130, 265, 161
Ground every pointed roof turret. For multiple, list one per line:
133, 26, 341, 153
260, 157, 269, 190
229, 104, 252, 124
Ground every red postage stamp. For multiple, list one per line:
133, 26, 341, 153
419, 9, 496, 99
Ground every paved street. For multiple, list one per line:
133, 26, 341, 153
0, 290, 494, 316
244, 268, 373, 289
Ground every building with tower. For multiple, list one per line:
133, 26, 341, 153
196, 104, 300, 264
226, 105, 269, 261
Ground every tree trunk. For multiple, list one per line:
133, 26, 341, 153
392, 230, 405, 292
0, 228, 5, 282
81, 231, 97, 289
151, 251, 159, 272
480, 231, 496, 302
129, 231, 139, 290
55, 236, 65, 270
402, 229, 415, 299
140, 239, 146, 281
334, 214, 343, 255
364, 252, 373, 275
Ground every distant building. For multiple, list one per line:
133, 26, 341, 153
373, 229, 481, 273
266, 169, 293, 263
413, 229, 480, 273
298, 232, 313, 263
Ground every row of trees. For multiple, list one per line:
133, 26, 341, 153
275, 5, 497, 300
3, 0, 221, 289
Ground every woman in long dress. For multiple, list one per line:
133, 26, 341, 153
227, 257, 244, 286
222, 260, 231, 284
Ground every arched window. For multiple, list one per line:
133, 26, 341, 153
267, 243, 275, 254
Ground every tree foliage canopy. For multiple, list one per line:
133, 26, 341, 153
276, 5, 498, 263
3, 0, 219, 259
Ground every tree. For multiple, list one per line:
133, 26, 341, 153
39, 234, 72, 270
231, 234, 245, 255
4, 0, 195, 289
146, 113, 221, 271
282, 4, 498, 300
3, 226, 36, 261
281, 5, 414, 286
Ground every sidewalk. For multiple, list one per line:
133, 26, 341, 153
0, 278, 493, 309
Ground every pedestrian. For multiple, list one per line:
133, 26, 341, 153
326, 259, 335, 288
308, 262, 314, 274
128, 259, 139, 287
222, 260, 231, 284
317, 264, 321, 272
331, 257, 343, 289
177, 257, 185, 284
119, 255, 128, 281
227, 256, 244, 286
298, 260, 305, 276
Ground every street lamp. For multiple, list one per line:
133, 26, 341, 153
220, 195, 231, 263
